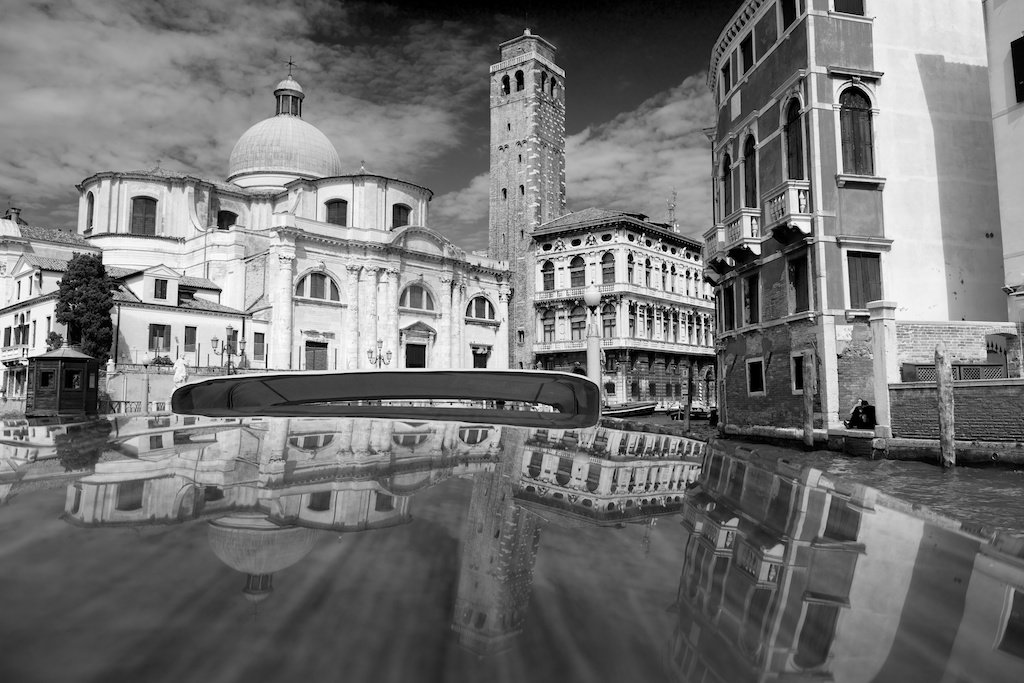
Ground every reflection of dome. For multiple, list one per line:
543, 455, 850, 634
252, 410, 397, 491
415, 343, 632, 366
208, 513, 321, 602
227, 76, 342, 185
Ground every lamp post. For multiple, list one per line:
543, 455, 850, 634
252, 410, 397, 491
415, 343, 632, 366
141, 352, 151, 414
367, 339, 392, 369
211, 327, 246, 375
583, 283, 602, 388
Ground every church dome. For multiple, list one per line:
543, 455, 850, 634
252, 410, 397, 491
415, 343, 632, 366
227, 76, 342, 186
208, 513, 321, 575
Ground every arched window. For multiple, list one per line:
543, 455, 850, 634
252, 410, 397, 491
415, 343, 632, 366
661, 263, 668, 289
501, 188, 507, 200
519, 185, 525, 196
466, 296, 495, 320
627, 254, 635, 283
459, 426, 492, 445
602, 304, 616, 338
541, 71, 548, 92
325, 199, 347, 226
551, 78, 558, 96
570, 256, 585, 287
295, 272, 341, 301
501, 75, 510, 95
392, 203, 411, 228
515, 70, 524, 91
130, 197, 157, 236
644, 259, 652, 287
542, 309, 555, 342
216, 210, 237, 230
721, 153, 732, 218
400, 284, 434, 311
570, 306, 586, 340
541, 260, 555, 291
86, 192, 95, 231
601, 252, 616, 284
840, 88, 874, 175
785, 99, 805, 180
670, 265, 677, 292
743, 136, 758, 208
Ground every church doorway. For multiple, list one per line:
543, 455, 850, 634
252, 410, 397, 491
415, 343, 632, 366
405, 343, 426, 368
305, 341, 328, 370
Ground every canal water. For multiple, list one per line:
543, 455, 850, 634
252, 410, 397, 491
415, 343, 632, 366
641, 414, 1024, 535
1, 414, 1022, 681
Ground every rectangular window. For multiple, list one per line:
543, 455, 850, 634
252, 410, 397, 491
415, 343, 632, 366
1013, 37, 1024, 104
834, 0, 864, 15
721, 59, 732, 98
254, 332, 266, 360
743, 273, 760, 325
788, 254, 810, 313
154, 278, 167, 300
46, 316, 51, 333
31, 321, 36, 346
740, 34, 754, 73
722, 283, 736, 331
40, 370, 54, 388
3, 327, 10, 346
848, 251, 881, 309
543, 317, 555, 343
782, 0, 799, 28
746, 359, 765, 395
309, 273, 326, 299
64, 369, 82, 390
791, 354, 805, 394
184, 326, 197, 353
148, 324, 170, 352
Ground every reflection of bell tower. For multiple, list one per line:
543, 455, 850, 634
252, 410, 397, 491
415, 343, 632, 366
452, 428, 542, 654
208, 513, 321, 605
488, 29, 566, 369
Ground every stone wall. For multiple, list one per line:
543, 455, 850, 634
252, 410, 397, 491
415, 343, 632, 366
890, 379, 1024, 441
895, 320, 1020, 366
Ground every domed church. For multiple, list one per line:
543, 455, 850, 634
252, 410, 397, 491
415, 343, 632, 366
70, 75, 509, 372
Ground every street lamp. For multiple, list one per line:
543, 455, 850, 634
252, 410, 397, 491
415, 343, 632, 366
141, 352, 152, 414
583, 283, 602, 388
211, 326, 246, 375
367, 339, 392, 369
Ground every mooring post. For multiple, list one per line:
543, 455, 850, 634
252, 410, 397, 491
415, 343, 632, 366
935, 342, 955, 468
803, 350, 816, 448
682, 360, 694, 432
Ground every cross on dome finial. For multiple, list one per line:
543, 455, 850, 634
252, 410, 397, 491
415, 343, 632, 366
286, 56, 297, 76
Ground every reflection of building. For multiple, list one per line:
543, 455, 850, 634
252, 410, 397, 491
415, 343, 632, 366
704, 1, 1006, 433
669, 440, 1010, 681
452, 427, 541, 654
531, 211, 716, 406
515, 425, 705, 524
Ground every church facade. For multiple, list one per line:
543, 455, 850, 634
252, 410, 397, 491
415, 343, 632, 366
65, 75, 510, 375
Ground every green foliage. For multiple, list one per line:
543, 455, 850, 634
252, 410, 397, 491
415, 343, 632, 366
56, 419, 113, 472
55, 253, 115, 363
151, 355, 173, 366
45, 331, 64, 351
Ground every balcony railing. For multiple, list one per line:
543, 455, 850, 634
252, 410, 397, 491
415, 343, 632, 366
0, 344, 30, 363
534, 283, 714, 309
723, 208, 762, 256
703, 224, 726, 260
763, 180, 812, 237
534, 336, 714, 356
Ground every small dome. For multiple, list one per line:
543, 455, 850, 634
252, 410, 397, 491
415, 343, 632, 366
275, 76, 304, 95
208, 513, 321, 575
228, 116, 342, 182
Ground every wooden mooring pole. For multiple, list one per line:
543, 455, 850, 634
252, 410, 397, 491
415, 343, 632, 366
802, 351, 816, 448
935, 342, 956, 468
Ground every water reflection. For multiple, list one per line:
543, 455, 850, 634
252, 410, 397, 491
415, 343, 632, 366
671, 441, 1024, 682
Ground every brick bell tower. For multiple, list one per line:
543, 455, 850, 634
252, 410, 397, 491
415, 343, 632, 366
488, 29, 566, 369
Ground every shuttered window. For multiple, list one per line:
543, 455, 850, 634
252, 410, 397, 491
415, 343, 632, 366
130, 197, 157, 235
848, 251, 881, 308
721, 153, 733, 217
785, 100, 805, 180
743, 136, 758, 208
840, 89, 874, 175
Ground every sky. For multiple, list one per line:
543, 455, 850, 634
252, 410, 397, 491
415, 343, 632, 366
0, 0, 742, 253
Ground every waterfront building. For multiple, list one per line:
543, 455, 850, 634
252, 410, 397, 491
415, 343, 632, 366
2, 74, 509, 392
983, 0, 1024, 320
488, 31, 716, 404
703, 0, 1009, 435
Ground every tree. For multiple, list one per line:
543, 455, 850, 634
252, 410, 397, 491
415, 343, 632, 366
45, 331, 63, 351
56, 253, 116, 363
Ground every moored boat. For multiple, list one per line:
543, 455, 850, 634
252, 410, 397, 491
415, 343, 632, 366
602, 401, 658, 418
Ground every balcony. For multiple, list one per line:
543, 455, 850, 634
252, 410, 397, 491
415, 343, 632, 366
724, 208, 762, 262
763, 180, 812, 244
1, 344, 29, 364
703, 224, 732, 275
535, 283, 714, 310
533, 336, 714, 357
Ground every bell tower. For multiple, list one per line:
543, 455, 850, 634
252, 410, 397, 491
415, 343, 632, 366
488, 29, 566, 369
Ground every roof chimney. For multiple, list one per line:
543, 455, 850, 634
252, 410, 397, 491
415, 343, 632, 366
4, 207, 20, 223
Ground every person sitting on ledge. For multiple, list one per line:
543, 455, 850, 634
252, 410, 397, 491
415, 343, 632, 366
845, 399, 876, 429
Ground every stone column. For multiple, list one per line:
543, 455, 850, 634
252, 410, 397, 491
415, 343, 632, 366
381, 267, 400, 367
269, 248, 295, 370
868, 300, 898, 438
361, 266, 379, 366
497, 284, 512, 369
439, 275, 454, 368
452, 277, 467, 368
344, 264, 361, 369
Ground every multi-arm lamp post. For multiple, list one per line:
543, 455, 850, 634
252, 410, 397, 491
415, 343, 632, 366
211, 326, 246, 375
583, 283, 602, 388
367, 339, 392, 369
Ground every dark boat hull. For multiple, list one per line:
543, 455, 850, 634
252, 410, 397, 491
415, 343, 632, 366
602, 401, 658, 418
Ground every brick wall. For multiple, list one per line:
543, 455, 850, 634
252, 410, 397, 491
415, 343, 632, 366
722, 319, 821, 428
890, 379, 1024, 440
836, 320, 875, 411
895, 320, 1020, 365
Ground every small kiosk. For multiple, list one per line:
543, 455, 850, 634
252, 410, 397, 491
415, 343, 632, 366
25, 347, 101, 417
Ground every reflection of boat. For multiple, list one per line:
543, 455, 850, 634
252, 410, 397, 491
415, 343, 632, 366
602, 401, 658, 418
